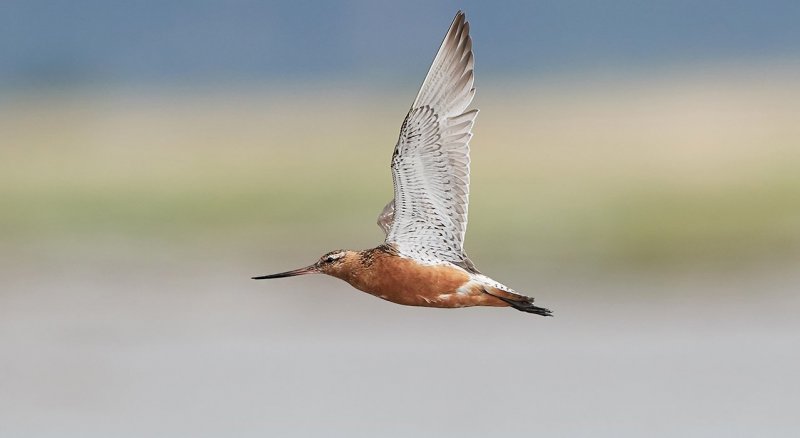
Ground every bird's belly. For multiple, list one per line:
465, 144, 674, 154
346, 260, 505, 308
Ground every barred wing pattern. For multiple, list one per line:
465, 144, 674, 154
384, 11, 478, 266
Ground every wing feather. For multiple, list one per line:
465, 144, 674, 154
382, 11, 478, 266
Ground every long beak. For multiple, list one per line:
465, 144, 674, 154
251, 265, 318, 280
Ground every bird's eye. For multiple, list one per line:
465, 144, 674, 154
323, 252, 344, 263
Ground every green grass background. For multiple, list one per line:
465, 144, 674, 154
2, 67, 799, 271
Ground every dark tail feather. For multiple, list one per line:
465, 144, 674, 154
502, 298, 553, 317
483, 288, 553, 317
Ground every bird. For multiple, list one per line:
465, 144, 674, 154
253, 11, 551, 316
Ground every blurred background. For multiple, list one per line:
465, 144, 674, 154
2, 1, 799, 436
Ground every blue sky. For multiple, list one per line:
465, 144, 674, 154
1, 0, 798, 88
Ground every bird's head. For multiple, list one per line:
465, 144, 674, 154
252, 250, 358, 280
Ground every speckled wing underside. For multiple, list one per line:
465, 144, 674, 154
382, 11, 477, 266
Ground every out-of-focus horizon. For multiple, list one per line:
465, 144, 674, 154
2, 1, 800, 89
3, 0, 799, 269
2, 2, 799, 437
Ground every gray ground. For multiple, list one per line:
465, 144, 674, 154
2, 249, 798, 437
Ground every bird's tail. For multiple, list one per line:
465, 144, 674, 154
483, 287, 553, 317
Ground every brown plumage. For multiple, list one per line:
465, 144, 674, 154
252, 11, 552, 317
254, 245, 552, 316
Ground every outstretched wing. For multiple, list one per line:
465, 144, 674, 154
383, 11, 477, 267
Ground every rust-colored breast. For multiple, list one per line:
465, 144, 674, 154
338, 248, 506, 308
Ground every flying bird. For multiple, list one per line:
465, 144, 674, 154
253, 11, 551, 316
